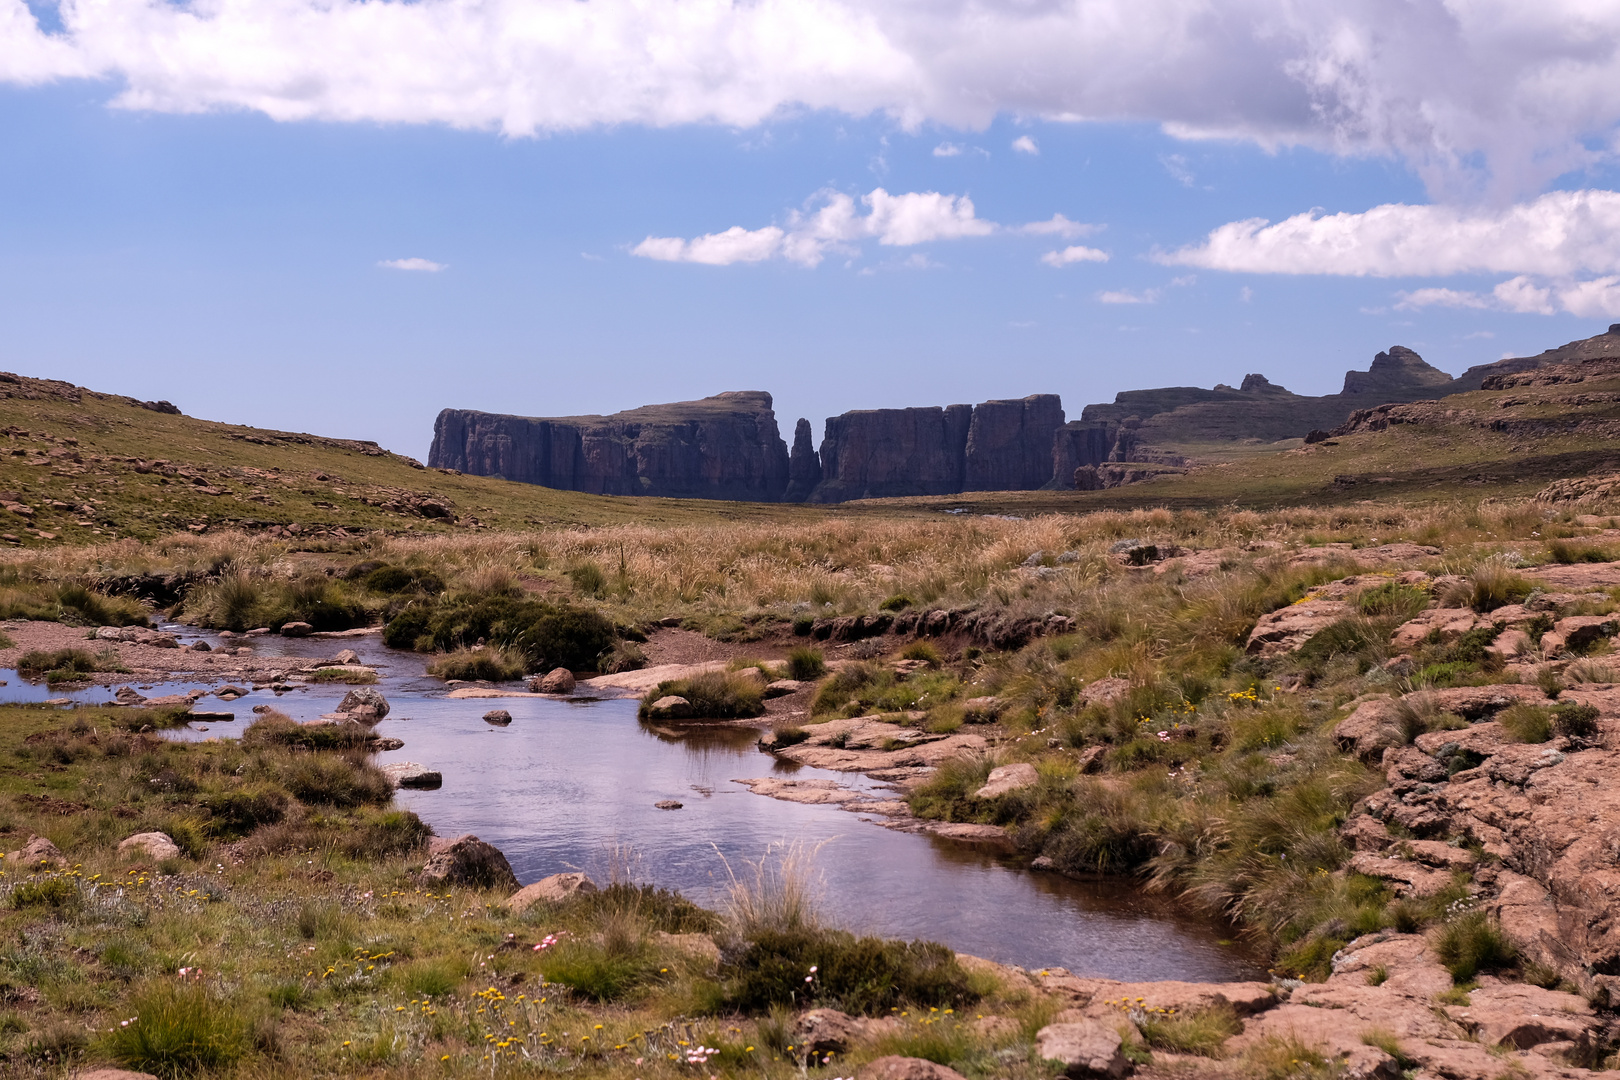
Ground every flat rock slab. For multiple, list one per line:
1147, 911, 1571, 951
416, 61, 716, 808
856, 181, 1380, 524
1246, 599, 1351, 657
1525, 562, 1620, 590
504, 872, 597, 913
379, 762, 441, 789
857, 1056, 969, 1080
1034, 1021, 1127, 1079
1035, 973, 1277, 1016
735, 777, 864, 805
579, 661, 727, 697
974, 762, 1038, 799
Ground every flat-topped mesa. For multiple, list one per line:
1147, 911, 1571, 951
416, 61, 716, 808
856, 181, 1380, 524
807, 395, 1063, 503
428, 391, 792, 502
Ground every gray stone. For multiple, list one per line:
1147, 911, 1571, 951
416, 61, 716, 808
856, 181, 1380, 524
118, 832, 180, 861
419, 834, 518, 891
502, 871, 597, 912
764, 679, 804, 698
647, 695, 692, 719
1035, 1021, 1128, 1079
279, 621, 313, 637
337, 686, 390, 720
974, 762, 1039, 800
483, 709, 512, 726
379, 761, 441, 789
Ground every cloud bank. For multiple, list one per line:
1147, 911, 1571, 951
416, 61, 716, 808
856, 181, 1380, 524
6, 0, 1620, 198
633, 188, 1090, 267
1165, 188, 1620, 317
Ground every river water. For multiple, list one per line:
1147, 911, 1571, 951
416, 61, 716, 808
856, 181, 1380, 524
2, 626, 1263, 982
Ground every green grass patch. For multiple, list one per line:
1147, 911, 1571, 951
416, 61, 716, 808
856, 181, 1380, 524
425, 646, 527, 682
104, 981, 253, 1074
638, 670, 764, 719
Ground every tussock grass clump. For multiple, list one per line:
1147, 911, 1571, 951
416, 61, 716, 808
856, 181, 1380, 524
243, 714, 371, 750
7, 877, 79, 911
786, 646, 826, 681
599, 640, 647, 673
1498, 703, 1553, 744
1461, 559, 1534, 612
1547, 538, 1620, 564
278, 754, 393, 808
179, 572, 371, 632
18, 646, 128, 683
901, 640, 943, 666
1135, 1002, 1242, 1057
1434, 911, 1516, 982
308, 667, 377, 684
426, 646, 527, 682
1353, 580, 1428, 619
106, 981, 253, 1073
718, 928, 977, 1015
1552, 702, 1600, 737
638, 670, 764, 719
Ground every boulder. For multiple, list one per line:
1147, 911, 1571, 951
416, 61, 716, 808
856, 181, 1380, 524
654, 799, 683, 810
7, 835, 64, 867
1081, 678, 1130, 706
482, 709, 513, 726
531, 668, 575, 694
337, 687, 389, 720
1034, 1021, 1128, 1079
1541, 615, 1618, 656
795, 1008, 864, 1054
764, 679, 804, 698
502, 871, 597, 913
114, 686, 145, 705
420, 834, 519, 891
379, 762, 441, 789
117, 832, 180, 862
974, 763, 1039, 800
332, 649, 361, 665
1246, 599, 1351, 656
961, 696, 1001, 720
857, 1057, 969, 1080
279, 621, 313, 637
647, 695, 692, 719
188, 641, 211, 652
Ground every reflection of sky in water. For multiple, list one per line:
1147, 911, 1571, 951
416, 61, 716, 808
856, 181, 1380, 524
0, 627, 1262, 982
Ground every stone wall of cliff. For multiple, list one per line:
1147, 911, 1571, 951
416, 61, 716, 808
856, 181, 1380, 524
807, 395, 1062, 503
428, 391, 792, 502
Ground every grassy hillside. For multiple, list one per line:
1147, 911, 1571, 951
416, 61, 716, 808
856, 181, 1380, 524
0, 373, 834, 547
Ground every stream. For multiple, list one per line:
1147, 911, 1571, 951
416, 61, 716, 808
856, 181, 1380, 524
2, 625, 1265, 983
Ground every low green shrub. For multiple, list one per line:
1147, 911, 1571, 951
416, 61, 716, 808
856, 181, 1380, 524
383, 595, 616, 671
599, 641, 647, 674
426, 646, 527, 682
638, 670, 764, 719
243, 714, 371, 750
201, 785, 289, 838
104, 981, 253, 1074
8, 877, 78, 910
880, 594, 913, 611
786, 646, 826, 681
353, 563, 444, 595
901, 640, 943, 665
1552, 702, 1600, 737
718, 927, 976, 1015
1433, 911, 1515, 982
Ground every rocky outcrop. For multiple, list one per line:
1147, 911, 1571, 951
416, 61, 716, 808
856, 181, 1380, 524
810, 404, 973, 502
429, 391, 792, 502
809, 395, 1062, 503
419, 834, 519, 890
784, 418, 822, 501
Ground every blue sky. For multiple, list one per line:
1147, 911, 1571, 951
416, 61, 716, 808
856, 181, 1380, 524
3, 2, 1620, 460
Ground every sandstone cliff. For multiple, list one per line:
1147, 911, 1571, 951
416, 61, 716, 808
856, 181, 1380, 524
807, 395, 1062, 503
428, 392, 792, 502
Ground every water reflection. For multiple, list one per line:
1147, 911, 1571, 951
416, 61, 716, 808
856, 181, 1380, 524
0, 628, 1263, 982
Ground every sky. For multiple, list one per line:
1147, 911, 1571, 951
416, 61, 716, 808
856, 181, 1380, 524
4, 1, 1620, 461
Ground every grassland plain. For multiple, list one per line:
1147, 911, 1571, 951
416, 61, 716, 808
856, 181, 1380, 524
10, 364, 1620, 1076
0, 493, 1618, 1076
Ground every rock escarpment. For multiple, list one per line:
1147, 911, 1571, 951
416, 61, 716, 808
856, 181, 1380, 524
428, 392, 792, 502
807, 395, 1062, 503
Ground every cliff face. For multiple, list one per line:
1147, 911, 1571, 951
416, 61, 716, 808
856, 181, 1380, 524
808, 395, 1061, 503
784, 418, 823, 502
428, 391, 792, 502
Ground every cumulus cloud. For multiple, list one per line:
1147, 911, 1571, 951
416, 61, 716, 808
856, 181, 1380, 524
379, 257, 446, 272
1011, 135, 1039, 155
1164, 190, 1620, 279
932, 142, 963, 157
1017, 214, 1098, 240
632, 187, 1081, 267
1041, 245, 1110, 268
8, 0, 1620, 198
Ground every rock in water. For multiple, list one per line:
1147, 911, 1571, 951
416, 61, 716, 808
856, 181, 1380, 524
503, 872, 598, 913
337, 687, 390, 721
379, 762, 442, 789
279, 621, 313, 637
118, 832, 181, 861
420, 834, 519, 890
647, 695, 692, 719
1035, 1022, 1128, 1079
483, 709, 512, 726
531, 668, 575, 694
429, 392, 792, 501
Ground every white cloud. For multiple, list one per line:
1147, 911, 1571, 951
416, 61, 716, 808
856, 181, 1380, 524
9, 2, 1620, 198
1098, 288, 1159, 304
932, 142, 962, 157
632, 186, 1082, 267
1239, 286, 1253, 302
1018, 214, 1099, 239
1011, 135, 1039, 155
379, 257, 446, 272
1164, 190, 1620, 279
1040, 245, 1110, 268
1161, 153, 1195, 187
1393, 287, 1490, 312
